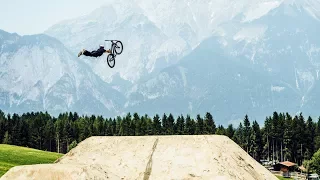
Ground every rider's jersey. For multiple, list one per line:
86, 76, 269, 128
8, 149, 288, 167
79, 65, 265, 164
93, 47, 106, 56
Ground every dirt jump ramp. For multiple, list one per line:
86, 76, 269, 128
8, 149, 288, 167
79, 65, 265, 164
1, 135, 278, 180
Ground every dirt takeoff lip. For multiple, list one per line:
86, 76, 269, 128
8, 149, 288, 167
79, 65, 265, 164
1, 135, 278, 180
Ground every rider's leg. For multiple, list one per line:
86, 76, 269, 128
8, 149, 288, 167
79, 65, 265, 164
78, 49, 94, 57
84, 50, 95, 56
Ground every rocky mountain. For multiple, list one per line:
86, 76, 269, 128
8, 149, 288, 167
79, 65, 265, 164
124, 0, 320, 125
0, 29, 125, 117
1, 0, 320, 126
124, 36, 298, 125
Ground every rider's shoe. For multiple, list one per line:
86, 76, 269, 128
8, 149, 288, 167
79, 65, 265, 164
78, 49, 84, 57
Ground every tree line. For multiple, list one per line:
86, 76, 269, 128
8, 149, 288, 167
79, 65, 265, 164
0, 110, 319, 167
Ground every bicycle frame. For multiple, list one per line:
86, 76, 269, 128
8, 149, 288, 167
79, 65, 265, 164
105, 40, 120, 43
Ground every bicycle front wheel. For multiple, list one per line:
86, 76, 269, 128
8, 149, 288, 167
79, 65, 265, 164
115, 41, 123, 55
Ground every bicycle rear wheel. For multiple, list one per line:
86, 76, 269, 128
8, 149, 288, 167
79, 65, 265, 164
107, 54, 115, 68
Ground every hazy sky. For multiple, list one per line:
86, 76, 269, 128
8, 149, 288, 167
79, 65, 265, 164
0, 0, 108, 35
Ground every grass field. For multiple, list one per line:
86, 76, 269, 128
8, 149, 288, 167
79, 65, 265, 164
0, 144, 63, 177
276, 175, 294, 180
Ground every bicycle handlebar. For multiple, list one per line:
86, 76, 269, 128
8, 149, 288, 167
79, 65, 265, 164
105, 40, 120, 42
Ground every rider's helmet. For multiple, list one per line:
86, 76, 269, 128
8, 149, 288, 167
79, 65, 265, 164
99, 45, 104, 48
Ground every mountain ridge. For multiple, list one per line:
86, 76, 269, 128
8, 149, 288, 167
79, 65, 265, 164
0, 29, 125, 117
2, 0, 320, 125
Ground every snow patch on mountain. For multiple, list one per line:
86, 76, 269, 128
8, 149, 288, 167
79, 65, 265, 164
242, 1, 282, 22
178, 66, 188, 87
233, 25, 268, 43
271, 86, 285, 92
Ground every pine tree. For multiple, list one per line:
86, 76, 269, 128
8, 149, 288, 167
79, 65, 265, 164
63, 120, 73, 153
190, 118, 196, 135
71, 119, 79, 142
243, 115, 251, 153
120, 113, 131, 136
93, 118, 100, 136
195, 114, 204, 135
315, 117, 320, 151
167, 114, 175, 135
233, 123, 244, 149
96, 116, 105, 136
162, 113, 168, 135
216, 125, 225, 135
185, 115, 192, 135
145, 115, 153, 135
251, 120, 262, 161
306, 116, 316, 159
104, 119, 112, 136
44, 119, 55, 152
116, 116, 122, 136
132, 113, 140, 136
6, 114, 12, 145
19, 118, 29, 147
78, 117, 89, 141
204, 112, 216, 134
10, 113, 21, 145
317, 117, 320, 136
297, 113, 306, 165
31, 114, 46, 150
140, 115, 148, 136
73, 112, 79, 122
55, 119, 64, 153
262, 116, 272, 161
175, 116, 181, 135
291, 115, 299, 163
226, 124, 235, 139
0, 110, 5, 143
153, 114, 161, 135
180, 115, 185, 135
175, 115, 185, 135
278, 113, 286, 162
283, 113, 293, 161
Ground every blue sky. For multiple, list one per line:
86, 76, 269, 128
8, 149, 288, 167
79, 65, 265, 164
0, 0, 108, 35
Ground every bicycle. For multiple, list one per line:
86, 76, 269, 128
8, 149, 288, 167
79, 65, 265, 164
105, 40, 123, 68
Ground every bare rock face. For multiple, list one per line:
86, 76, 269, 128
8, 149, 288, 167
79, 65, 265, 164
1, 135, 278, 180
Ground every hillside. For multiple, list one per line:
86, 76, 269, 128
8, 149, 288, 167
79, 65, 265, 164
1, 135, 278, 180
0, 144, 62, 177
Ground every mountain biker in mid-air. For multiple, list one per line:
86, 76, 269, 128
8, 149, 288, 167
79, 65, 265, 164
78, 45, 111, 58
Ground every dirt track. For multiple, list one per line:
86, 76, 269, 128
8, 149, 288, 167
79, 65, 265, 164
1, 135, 278, 180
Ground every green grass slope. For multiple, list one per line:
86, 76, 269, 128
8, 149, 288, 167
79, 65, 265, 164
276, 175, 294, 180
0, 144, 63, 177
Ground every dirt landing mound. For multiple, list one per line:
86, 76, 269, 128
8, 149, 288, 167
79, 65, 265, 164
1, 135, 277, 180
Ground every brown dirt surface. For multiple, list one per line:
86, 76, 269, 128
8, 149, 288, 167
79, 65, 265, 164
1, 135, 278, 180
